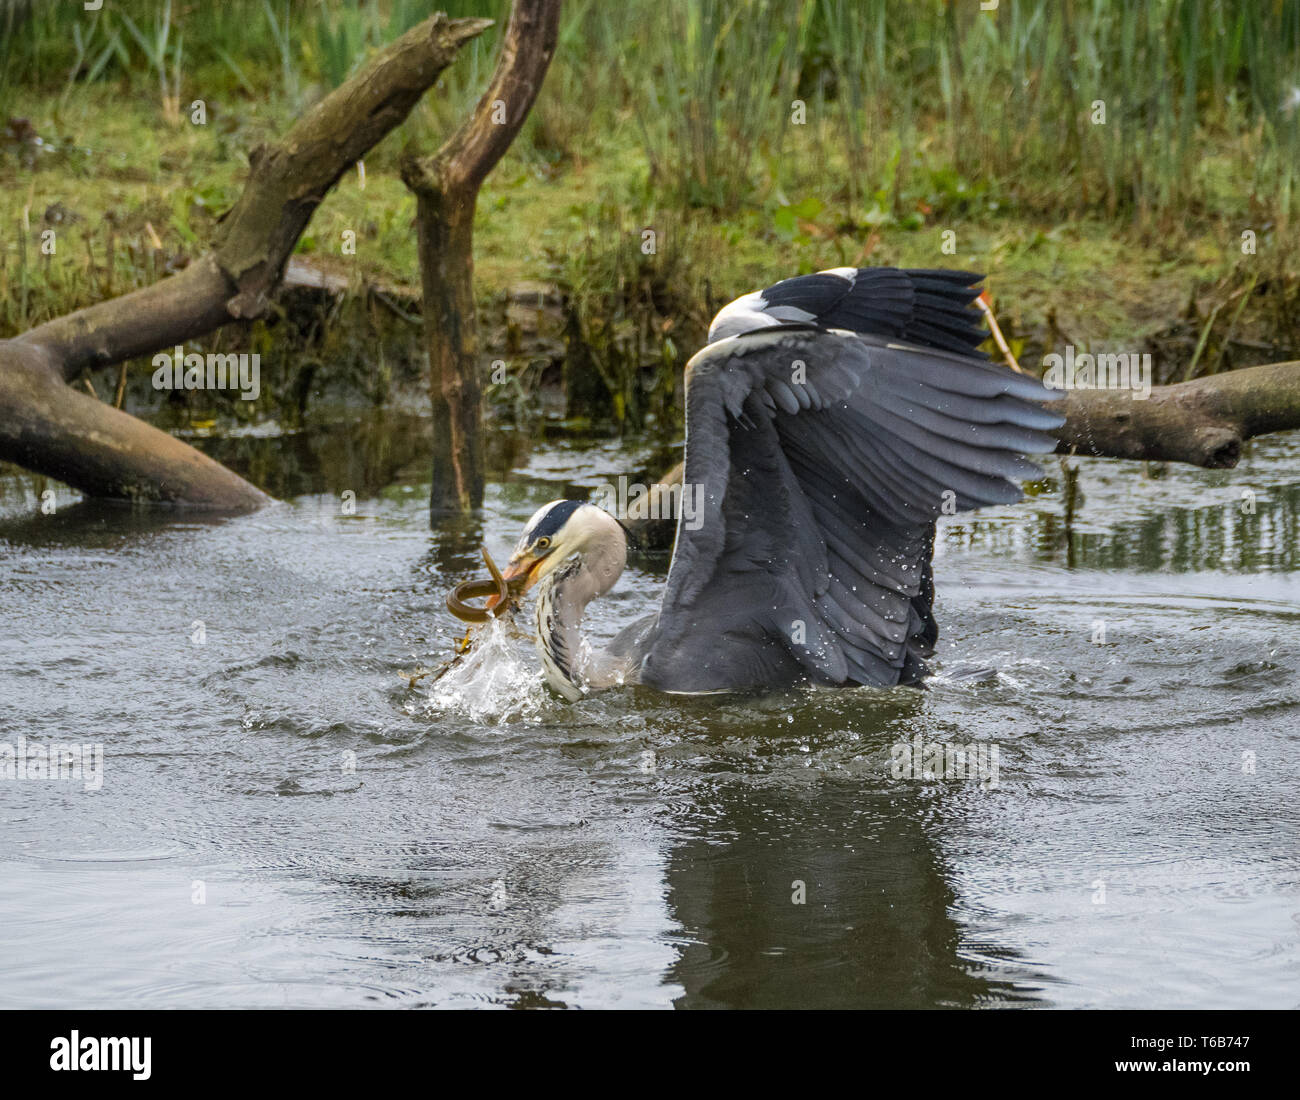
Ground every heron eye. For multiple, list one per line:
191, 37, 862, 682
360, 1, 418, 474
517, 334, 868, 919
535, 536, 551, 551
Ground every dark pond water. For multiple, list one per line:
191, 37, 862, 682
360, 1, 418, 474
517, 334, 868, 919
1, 415, 1298, 1008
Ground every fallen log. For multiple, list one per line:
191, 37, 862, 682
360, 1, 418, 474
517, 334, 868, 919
1054, 360, 1300, 468
0, 12, 491, 508
0, 339, 270, 507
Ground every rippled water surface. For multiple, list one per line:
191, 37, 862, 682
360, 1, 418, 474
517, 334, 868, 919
2, 420, 1298, 1008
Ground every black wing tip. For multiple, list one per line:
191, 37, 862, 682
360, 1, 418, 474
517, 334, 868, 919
751, 265, 993, 358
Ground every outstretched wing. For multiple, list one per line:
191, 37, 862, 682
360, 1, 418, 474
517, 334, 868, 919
638, 327, 1063, 694
707, 267, 988, 356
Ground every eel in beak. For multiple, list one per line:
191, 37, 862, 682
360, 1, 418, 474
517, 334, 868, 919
446, 546, 534, 623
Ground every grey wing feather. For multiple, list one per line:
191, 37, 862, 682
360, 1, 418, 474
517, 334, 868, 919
639, 327, 1062, 694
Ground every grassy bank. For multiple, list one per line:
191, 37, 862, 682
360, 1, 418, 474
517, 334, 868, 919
2, 0, 1298, 429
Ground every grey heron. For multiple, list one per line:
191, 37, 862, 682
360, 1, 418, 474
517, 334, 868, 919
454, 267, 1064, 701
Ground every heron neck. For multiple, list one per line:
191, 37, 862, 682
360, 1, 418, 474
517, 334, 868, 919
534, 534, 626, 699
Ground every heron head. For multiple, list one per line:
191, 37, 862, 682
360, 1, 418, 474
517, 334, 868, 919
492, 499, 624, 608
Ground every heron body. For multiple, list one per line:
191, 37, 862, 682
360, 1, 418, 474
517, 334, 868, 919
489, 266, 1064, 701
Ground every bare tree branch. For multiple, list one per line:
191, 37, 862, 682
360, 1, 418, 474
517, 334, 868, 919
0, 13, 492, 507
402, 0, 562, 515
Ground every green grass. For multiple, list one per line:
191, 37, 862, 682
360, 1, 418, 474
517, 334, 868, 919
6, 0, 1298, 224
2, 0, 1298, 426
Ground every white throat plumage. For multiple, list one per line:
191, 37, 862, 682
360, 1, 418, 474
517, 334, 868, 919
526, 505, 628, 700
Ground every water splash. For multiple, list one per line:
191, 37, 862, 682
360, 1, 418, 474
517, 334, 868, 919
420, 617, 549, 725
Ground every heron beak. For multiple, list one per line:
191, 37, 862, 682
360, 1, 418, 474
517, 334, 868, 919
487, 554, 541, 611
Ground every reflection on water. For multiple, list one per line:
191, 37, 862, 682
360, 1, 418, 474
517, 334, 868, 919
660, 695, 1044, 1009
0, 421, 1298, 1008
